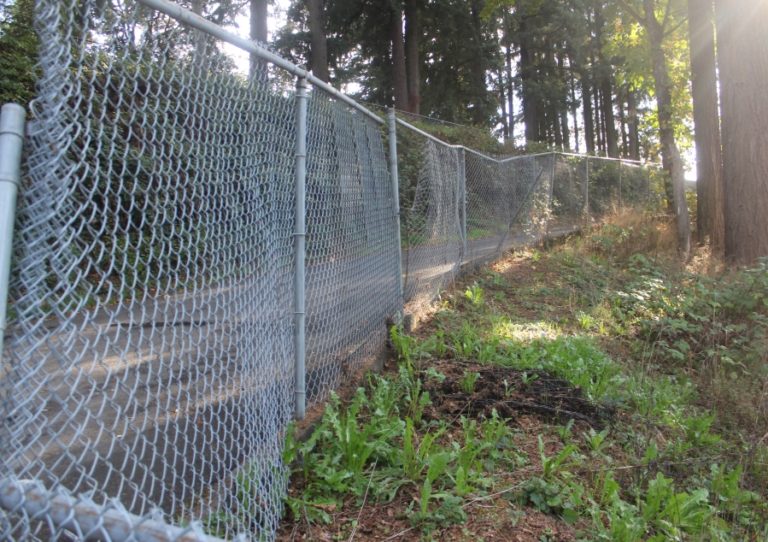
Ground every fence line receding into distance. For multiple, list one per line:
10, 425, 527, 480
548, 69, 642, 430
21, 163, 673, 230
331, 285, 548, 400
0, 1, 660, 540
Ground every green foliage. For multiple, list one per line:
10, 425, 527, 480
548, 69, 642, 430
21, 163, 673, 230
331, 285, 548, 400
538, 436, 578, 481
459, 371, 480, 394
583, 427, 610, 455
499, 337, 623, 402
464, 282, 485, 306
0, 0, 38, 104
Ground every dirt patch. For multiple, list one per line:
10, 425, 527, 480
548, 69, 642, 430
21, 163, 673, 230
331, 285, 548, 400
423, 360, 614, 429
277, 497, 578, 542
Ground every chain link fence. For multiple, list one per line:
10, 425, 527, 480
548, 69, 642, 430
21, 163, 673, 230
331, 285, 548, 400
0, 1, 658, 540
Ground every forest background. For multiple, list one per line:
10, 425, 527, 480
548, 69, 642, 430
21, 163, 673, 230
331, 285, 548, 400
2, 0, 767, 263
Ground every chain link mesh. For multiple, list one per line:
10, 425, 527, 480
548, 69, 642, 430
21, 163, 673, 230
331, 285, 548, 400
397, 131, 463, 309
304, 92, 399, 405
0, 2, 657, 540
0, 1, 399, 540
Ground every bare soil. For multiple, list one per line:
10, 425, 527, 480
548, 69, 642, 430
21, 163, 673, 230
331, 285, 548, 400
423, 359, 614, 429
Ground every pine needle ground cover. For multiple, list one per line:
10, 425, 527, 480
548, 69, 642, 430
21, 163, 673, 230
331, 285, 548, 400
276, 211, 768, 541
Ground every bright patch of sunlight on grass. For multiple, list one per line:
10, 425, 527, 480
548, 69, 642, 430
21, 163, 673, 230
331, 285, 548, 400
490, 317, 561, 342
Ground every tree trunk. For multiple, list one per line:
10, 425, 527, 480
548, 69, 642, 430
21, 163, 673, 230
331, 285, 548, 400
600, 73, 619, 158
391, 6, 408, 111
644, 0, 691, 256
618, 85, 629, 157
557, 50, 570, 149
582, 74, 595, 154
307, 0, 330, 82
715, 0, 768, 263
468, 0, 488, 124
593, 82, 604, 153
595, 37, 619, 155
519, 17, 540, 143
191, 0, 207, 64
553, 104, 563, 149
688, 0, 723, 251
627, 88, 640, 160
499, 67, 509, 139
404, 0, 421, 114
250, 0, 268, 79
570, 69, 580, 152
505, 41, 515, 143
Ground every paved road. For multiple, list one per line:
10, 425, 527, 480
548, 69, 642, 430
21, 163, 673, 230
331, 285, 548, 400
0, 223, 579, 535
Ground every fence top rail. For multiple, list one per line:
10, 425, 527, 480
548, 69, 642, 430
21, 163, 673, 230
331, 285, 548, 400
394, 117, 662, 168
556, 151, 657, 166
135, 0, 385, 125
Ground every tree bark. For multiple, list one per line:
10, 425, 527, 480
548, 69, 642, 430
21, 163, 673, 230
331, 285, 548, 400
307, 0, 330, 82
593, 82, 604, 153
627, 88, 640, 160
688, 0, 723, 251
499, 67, 509, 139
644, 0, 691, 256
558, 50, 570, 149
560, 108, 570, 151
250, 0, 268, 79
581, 74, 595, 154
505, 40, 515, 143
570, 69, 580, 152
553, 104, 563, 149
715, 0, 768, 263
404, 0, 421, 114
391, 5, 408, 111
468, 0, 488, 125
618, 85, 629, 157
601, 77, 620, 156
191, 0, 207, 64
519, 17, 540, 143
594, 8, 619, 158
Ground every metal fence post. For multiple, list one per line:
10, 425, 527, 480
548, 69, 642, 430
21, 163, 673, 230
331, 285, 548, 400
618, 159, 623, 208
0, 103, 25, 363
293, 78, 308, 420
387, 109, 404, 307
584, 156, 590, 219
459, 148, 468, 261
547, 152, 556, 237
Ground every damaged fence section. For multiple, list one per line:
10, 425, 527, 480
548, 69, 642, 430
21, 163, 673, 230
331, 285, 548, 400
0, 0, 659, 540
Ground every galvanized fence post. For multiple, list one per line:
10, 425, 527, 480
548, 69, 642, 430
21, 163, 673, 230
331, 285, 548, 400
584, 156, 590, 219
547, 152, 556, 238
293, 78, 309, 420
0, 103, 26, 363
387, 109, 404, 307
618, 159, 623, 208
459, 148, 468, 261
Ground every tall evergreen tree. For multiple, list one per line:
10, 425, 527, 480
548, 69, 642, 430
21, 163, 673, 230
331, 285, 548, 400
306, 0, 330, 81
716, 0, 768, 263
620, 0, 691, 255
688, 0, 723, 250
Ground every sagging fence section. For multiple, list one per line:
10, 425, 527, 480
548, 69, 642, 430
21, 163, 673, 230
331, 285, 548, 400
0, 1, 659, 540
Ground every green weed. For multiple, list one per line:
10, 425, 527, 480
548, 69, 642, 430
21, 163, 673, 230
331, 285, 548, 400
464, 282, 485, 306
459, 371, 480, 394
